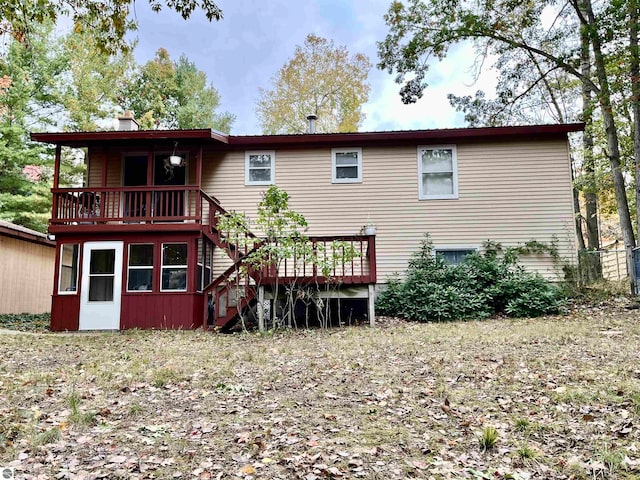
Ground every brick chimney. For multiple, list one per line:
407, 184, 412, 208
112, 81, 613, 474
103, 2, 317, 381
117, 110, 139, 131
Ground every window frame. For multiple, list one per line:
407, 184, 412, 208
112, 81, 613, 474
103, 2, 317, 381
331, 147, 362, 183
417, 144, 459, 200
434, 246, 478, 265
245, 150, 275, 186
160, 242, 188, 292
58, 243, 79, 295
126, 243, 154, 293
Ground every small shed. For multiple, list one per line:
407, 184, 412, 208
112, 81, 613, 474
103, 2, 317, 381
0, 220, 55, 314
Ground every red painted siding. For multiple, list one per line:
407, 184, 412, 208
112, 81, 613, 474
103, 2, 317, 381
51, 232, 202, 331
120, 293, 202, 329
51, 295, 80, 331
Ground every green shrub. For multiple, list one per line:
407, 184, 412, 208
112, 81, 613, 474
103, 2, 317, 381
376, 277, 404, 316
0, 313, 50, 332
503, 274, 564, 317
375, 235, 564, 322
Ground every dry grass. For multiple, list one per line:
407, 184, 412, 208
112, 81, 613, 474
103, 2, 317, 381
1, 305, 640, 479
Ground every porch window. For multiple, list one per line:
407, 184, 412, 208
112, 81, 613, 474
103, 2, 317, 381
332, 148, 362, 183
127, 244, 153, 291
196, 237, 213, 292
418, 145, 458, 199
58, 244, 79, 294
161, 243, 188, 291
245, 151, 275, 185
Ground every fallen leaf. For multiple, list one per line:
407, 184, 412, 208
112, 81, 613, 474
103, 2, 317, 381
239, 464, 256, 475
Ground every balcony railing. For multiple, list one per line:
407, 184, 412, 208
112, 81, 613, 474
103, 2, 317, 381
51, 186, 202, 226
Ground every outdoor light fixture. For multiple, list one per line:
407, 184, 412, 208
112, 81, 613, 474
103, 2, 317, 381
169, 141, 184, 167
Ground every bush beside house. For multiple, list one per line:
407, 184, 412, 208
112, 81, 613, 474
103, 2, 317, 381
376, 236, 564, 322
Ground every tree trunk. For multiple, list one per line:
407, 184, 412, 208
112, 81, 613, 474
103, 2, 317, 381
573, 181, 587, 251
581, 0, 636, 291
579, 22, 602, 282
631, 0, 640, 245
580, 27, 600, 251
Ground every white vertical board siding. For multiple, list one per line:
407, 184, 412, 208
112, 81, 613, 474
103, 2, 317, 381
194, 138, 577, 282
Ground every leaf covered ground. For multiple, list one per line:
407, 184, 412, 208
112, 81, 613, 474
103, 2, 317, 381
2, 305, 640, 479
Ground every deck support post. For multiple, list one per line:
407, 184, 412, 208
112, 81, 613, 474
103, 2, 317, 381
368, 284, 375, 327
258, 286, 265, 332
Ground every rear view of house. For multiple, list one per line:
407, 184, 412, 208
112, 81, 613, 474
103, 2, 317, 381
31, 122, 582, 331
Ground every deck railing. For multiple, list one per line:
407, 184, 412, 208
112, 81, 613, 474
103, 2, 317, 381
258, 235, 376, 285
199, 192, 377, 285
51, 186, 202, 225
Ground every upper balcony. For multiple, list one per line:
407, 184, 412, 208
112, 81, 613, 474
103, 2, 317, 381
49, 186, 205, 234
34, 129, 220, 235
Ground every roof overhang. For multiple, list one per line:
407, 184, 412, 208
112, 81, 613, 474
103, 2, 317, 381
30, 123, 584, 149
227, 123, 584, 148
30, 129, 229, 147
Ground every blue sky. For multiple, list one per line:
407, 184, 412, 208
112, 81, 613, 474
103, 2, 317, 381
129, 0, 497, 135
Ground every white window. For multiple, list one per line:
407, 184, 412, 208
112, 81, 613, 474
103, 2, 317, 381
127, 244, 154, 292
58, 244, 79, 294
418, 145, 458, 199
332, 148, 362, 183
161, 243, 188, 292
435, 248, 477, 265
245, 151, 275, 185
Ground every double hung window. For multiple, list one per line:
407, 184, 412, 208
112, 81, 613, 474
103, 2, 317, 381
418, 145, 458, 199
332, 148, 362, 183
245, 151, 275, 185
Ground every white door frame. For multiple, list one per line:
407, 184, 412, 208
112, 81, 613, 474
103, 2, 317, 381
79, 241, 123, 330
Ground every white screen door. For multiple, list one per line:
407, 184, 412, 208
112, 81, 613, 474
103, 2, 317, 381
79, 241, 123, 330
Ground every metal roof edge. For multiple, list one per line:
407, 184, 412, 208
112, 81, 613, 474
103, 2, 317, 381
30, 123, 584, 147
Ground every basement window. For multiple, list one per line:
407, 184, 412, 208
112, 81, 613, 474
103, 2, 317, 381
332, 148, 362, 183
161, 243, 188, 291
245, 151, 275, 185
435, 248, 477, 265
58, 244, 79, 294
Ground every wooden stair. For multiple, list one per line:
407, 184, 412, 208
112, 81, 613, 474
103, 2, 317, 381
198, 191, 377, 331
200, 193, 262, 330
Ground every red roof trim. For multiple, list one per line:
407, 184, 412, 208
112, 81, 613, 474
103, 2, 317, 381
30, 123, 584, 147
229, 123, 584, 147
30, 129, 227, 146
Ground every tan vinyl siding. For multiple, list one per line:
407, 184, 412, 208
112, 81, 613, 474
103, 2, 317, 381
86, 148, 124, 187
87, 150, 101, 187
0, 236, 55, 314
203, 139, 576, 281
107, 155, 122, 187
